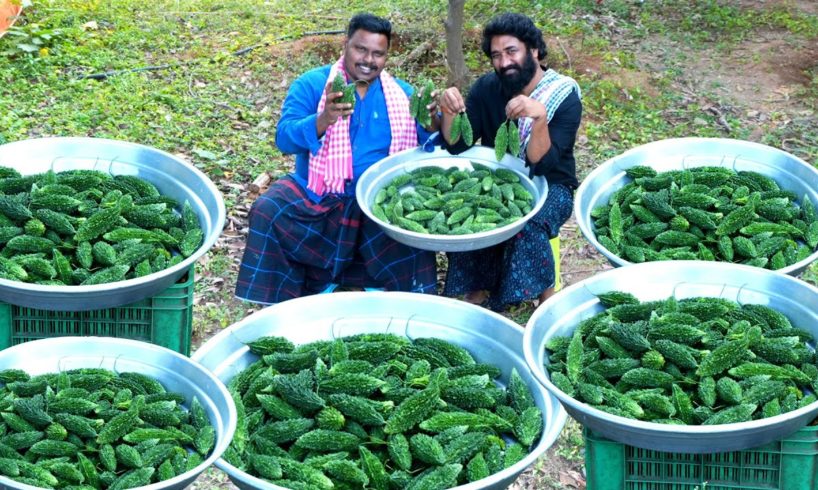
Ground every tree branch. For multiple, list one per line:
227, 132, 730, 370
444, 0, 469, 89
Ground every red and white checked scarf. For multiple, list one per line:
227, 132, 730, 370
308, 58, 418, 196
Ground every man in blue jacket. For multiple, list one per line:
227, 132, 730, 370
236, 13, 439, 304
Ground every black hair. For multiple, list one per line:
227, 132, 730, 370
481, 13, 547, 61
347, 13, 392, 47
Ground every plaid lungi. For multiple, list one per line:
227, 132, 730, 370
236, 176, 437, 304
443, 183, 574, 311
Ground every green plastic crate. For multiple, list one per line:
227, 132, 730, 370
0, 269, 194, 355
585, 426, 818, 490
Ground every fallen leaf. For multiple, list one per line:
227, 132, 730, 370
558, 469, 586, 488
193, 148, 217, 160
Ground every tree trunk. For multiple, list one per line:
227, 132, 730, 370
444, 0, 469, 90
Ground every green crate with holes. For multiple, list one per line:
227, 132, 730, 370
0, 269, 194, 355
585, 426, 818, 490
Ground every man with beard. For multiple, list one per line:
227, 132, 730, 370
236, 13, 439, 305
438, 13, 582, 311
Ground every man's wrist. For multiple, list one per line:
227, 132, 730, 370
531, 112, 547, 123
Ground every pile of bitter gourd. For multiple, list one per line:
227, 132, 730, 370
330, 75, 356, 117
409, 80, 435, 129
448, 113, 473, 147
372, 163, 534, 235
591, 165, 818, 269
0, 167, 203, 285
546, 291, 818, 425
0, 367, 214, 489
494, 119, 520, 162
407, 81, 475, 149
223, 333, 544, 489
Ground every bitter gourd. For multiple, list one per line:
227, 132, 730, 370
0, 168, 203, 285
0, 366, 213, 488
547, 291, 812, 425
223, 332, 542, 488
592, 166, 814, 269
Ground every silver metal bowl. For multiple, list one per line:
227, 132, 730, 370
193, 291, 567, 490
523, 260, 818, 453
0, 336, 236, 490
0, 137, 226, 310
356, 145, 548, 252
575, 137, 818, 275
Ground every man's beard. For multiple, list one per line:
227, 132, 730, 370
497, 51, 538, 97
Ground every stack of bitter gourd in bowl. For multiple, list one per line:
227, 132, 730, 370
0, 136, 225, 311
545, 290, 817, 426
523, 260, 818, 453
193, 291, 567, 490
0, 336, 236, 490
590, 165, 818, 270
220, 333, 544, 489
0, 166, 203, 286
575, 138, 818, 275
371, 163, 535, 236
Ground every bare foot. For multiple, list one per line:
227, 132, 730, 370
463, 290, 488, 305
538, 287, 556, 304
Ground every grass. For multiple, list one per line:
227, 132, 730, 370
553, 419, 585, 463
3, 0, 818, 486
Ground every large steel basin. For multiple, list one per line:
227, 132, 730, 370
524, 260, 818, 453
357, 145, 547, 252
193, 291, 567, 490
0, 137, 225, 310
574, 137, 818, 275
0, 336, 236, 490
